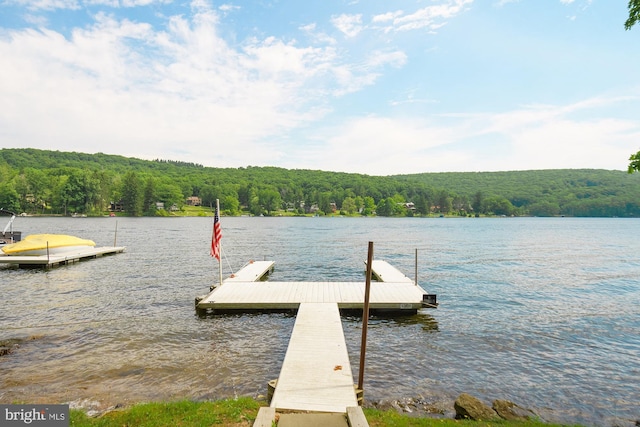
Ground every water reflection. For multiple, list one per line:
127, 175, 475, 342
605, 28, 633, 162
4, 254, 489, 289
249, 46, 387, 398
1, 217, 639, 427
344, 311, 439, 332
197, 308, 439, 331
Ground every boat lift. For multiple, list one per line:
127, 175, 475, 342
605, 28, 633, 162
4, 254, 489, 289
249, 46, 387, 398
1, 209, 22, 245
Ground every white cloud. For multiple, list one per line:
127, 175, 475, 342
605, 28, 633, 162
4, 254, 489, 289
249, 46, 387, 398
299, 22, 337, 45
299, 96, 640, 175
1, 0, 636, 174
374, 0, 473, 33
0, 4, 397, 166
4, 0, 170, 10
366, 50, 407, 68
372, 10, 403, 23
218, 4, 240, 13
8, 0, 80, 11
331, 13, 364, 37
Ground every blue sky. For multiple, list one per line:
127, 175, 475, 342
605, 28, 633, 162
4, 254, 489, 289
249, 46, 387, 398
1, 0, 638, 175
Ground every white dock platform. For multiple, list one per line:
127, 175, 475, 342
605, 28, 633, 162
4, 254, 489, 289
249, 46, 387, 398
0, 246, 126, 268
370, 260, 414, 283
197, 280, 426, 311
224, 260, 274, 283
269, 302, 358, 413
196, 260, 428, 312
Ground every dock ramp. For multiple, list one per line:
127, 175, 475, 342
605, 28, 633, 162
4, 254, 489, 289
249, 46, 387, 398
269, 302, 358, 413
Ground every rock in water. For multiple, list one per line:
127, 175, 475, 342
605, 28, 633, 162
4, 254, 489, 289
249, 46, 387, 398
454, 393, 500, 421
493, 399, 534, 421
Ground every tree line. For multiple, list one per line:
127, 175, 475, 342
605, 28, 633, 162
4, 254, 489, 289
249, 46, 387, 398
1, 148, 640, 218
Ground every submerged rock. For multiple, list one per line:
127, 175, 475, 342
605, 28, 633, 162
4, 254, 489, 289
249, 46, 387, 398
454, 393, 500, 421
0, 338, 24, 357
368, 393, 538, 423
493, 399, 535, 421
367, 396, 450, 418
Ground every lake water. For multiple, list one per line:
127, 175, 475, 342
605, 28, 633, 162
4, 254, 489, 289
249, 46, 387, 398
1, 216, 638, 426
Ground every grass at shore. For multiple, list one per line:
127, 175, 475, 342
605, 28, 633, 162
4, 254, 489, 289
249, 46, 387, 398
69, 398, 582, 427
70, 398, 260, 426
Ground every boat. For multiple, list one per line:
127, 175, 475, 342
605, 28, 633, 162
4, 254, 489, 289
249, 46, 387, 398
1, 234, 96, 256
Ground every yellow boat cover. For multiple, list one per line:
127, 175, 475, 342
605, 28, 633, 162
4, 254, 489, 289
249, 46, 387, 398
1, 234, 96, 255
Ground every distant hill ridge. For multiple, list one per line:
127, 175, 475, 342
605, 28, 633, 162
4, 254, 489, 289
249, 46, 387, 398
1, 148, 639, 217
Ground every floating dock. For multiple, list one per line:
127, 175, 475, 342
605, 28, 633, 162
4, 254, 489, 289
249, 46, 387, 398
196, 260, 434, 313
0, 246, 126, 268
222, 260, 275, 284
370, 259, 414, 283
195, 259, 436, 427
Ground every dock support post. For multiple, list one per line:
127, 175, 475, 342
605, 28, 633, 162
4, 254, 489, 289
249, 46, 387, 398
358, 241, 373, 396
415, 248, 418, 286
267, 379, 277, 404
354, 385, 364, 406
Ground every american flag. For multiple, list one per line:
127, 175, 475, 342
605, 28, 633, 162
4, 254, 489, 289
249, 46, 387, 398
211, 204, 222, 260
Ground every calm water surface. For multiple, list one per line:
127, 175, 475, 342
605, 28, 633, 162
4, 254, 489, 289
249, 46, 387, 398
1, 217, 639, 426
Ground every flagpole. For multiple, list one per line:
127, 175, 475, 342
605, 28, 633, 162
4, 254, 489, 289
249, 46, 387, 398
216, 198, 223, 287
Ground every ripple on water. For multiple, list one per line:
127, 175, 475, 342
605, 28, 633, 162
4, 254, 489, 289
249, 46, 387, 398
1, 217, 639, 427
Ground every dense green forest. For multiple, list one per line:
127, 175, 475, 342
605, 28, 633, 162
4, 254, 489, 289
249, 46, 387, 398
1, 148, 640, 217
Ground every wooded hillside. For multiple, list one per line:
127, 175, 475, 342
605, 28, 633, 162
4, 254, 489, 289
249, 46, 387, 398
1, 148, 639, 217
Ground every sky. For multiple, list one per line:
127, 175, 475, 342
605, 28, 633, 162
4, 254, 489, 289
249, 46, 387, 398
0, 0, 639, 176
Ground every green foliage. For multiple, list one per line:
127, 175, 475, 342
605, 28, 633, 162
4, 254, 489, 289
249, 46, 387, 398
1, 148, 640, 218
472, 191, 484, 216
59, 169, 101, 215
362, 196, 376, 216
528, 201, 560, 217
121, 171, 142, 216
0, 182, 19, 211
258, 188, 282, 215
222, 194, 240, 215
628, 150, 640, 173
484, 196, 515, 216
625, 0, 640, 30
436, 190, 452, 214
342, 196, 357, 215
142, 177, 157, 216
396, 169, 640, 217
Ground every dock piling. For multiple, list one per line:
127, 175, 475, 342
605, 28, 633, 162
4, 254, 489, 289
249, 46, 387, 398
358, 242, 373, 392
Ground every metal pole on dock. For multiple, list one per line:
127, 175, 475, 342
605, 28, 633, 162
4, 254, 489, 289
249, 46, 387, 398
113, 220, 118, 247
358, 241, 373, 391
415, 248, 418, 286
